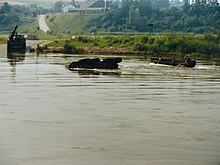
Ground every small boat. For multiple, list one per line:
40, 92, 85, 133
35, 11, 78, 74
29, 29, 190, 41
7, 25, 26, 54
150, 57, 196, 67
69, 57, 122, 69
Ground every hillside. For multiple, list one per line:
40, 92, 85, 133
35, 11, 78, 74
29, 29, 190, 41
1, 0, 60, 8
0, 2, 50, 35
45, 13, 99, 36
4, 0, 72, 3
1, 0, 74, 7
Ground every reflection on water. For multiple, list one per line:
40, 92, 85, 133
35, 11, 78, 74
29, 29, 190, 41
70, 68, 122, 77
5, 53, 25, 77
7, 52, 25, 65
7, 52, 25, 61
0, 51, 220, 165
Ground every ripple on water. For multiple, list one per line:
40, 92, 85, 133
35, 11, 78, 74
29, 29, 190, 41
0, 53, 220, 165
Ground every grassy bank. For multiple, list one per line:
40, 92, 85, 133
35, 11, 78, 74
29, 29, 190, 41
0, 37, 7, 45
18, 18, 57, 40
44, 33, 220, 57
45, 13, 99, 36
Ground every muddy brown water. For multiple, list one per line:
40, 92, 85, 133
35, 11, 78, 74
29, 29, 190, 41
0, 47, 220, 165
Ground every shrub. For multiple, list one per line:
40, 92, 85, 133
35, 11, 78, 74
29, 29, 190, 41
148, 37, 155, 44
93, 42, 99, 46
108, 26, 116, 32
140, 36, 149, 44
0, 38, 6, 45
77, 36, 93, 43
89, 26, 98, 34
134, 43, 147, 52
64, 42, 77, 54
112, 38, 121, 44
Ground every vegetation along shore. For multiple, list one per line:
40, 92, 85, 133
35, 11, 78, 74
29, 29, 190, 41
37, 33, 220, 57
0, 37, 7, 45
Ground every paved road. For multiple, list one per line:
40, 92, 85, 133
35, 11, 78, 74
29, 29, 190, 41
38, 15, 50, 33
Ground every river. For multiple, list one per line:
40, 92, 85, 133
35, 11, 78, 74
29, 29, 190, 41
0, 47, 220, 165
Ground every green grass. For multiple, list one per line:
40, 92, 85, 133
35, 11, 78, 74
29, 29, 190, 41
47, 33, 220, 56
0, 16, 52, 40
45, 13, 99, 36
18, 17, 62, 40
0, 37, 7, 45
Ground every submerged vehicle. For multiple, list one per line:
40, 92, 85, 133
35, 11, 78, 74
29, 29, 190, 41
7, 25, 26, 54
150, 57, 196, 67
69, 57, 122, 69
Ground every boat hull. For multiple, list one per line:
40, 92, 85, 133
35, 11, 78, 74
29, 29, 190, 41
150, 57, 196, 67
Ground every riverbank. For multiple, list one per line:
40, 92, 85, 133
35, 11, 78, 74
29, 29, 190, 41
1, 33, 219, 57
38, 34, 220, 57
38, 45, 137, 55
0, 36, 7, 45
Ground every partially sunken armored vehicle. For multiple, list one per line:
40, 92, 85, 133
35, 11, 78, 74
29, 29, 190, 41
7, 25, 26, 54
69, 57, 122, 70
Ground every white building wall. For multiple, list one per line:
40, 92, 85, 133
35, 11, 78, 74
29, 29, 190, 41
62, 4, 76, 13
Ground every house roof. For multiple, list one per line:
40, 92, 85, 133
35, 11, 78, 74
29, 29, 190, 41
88, 0, 112, 8
63, 4, 75, 8
76, 1, 91, 8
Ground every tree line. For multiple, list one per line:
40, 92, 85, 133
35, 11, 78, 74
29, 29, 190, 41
85, 0, 220, 34
0, 2, 50, 32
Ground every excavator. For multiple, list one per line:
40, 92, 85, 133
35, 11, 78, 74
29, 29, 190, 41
7, 25, 26, 54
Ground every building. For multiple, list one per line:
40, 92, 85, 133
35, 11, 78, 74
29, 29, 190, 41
88, 0, 112, 9
62, 3, 76, 13
62, 0, 113, 13
30, 4, 37, 9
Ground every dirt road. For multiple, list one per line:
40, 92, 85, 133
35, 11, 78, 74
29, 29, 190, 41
26, 40, 52, 48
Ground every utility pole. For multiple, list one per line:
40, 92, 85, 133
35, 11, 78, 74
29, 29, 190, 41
148, 24, 153, 35
80, 11, 85, 34
104, 0, 107, 13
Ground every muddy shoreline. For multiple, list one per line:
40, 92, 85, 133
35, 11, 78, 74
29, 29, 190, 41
39, 46, 139, 55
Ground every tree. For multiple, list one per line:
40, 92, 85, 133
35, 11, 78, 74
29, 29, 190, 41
194, 0, 201, 6
121, 0, 135, 16
1, 2, 11, 14
85, 0, 220, 33
128, 5, 136, 25
71, 0, 76, 6
128, 6, 143, 30
138, 0, 152, 17
152, 0, 170, 9
183, 0, 190, 11
201, 0, 207, 6
208, 0, 219, 6
54, 1, 63, 13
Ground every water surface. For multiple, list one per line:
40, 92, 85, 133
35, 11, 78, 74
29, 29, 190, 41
0, 47, 220, 165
